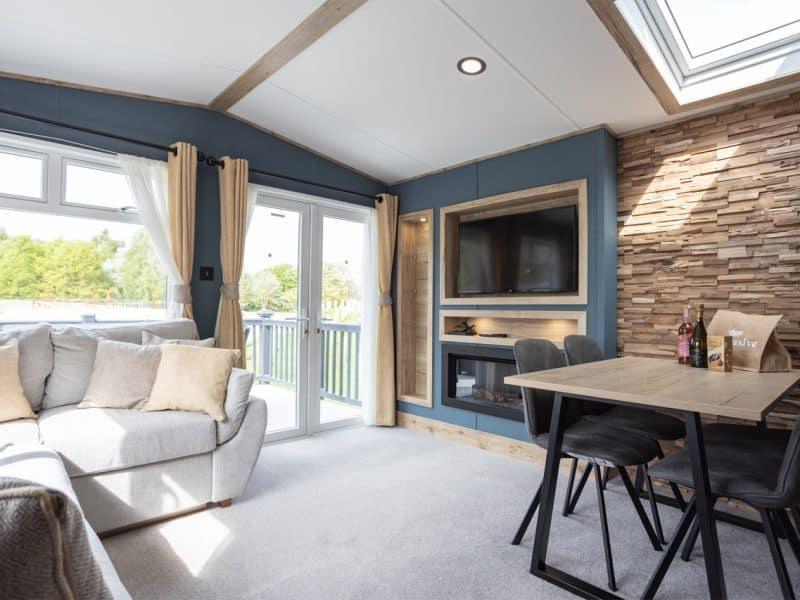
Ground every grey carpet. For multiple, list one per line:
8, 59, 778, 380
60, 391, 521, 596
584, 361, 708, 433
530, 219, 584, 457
103, 426, 799, 599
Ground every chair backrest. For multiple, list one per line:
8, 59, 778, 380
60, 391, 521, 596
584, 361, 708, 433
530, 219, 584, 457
563, 334, 605, 365
512, 339, 573, 439
563, 334, 610, 416
771, 419, 800, 507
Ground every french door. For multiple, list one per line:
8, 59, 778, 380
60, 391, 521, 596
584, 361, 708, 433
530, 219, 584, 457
243, 188, 369, 442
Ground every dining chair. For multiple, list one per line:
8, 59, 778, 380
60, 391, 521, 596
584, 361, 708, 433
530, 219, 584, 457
511, 338, 664, 591
561, 334, 687, 540
676, 421, 794, 563
645, 418, 800, 599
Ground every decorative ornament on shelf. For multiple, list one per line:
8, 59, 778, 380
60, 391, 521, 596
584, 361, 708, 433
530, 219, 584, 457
447, 320, 477, 336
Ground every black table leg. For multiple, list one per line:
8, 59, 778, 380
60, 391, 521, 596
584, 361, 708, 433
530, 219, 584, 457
530, 392, 568, 574
529, 393, 620, 600
684, 412, 727, 599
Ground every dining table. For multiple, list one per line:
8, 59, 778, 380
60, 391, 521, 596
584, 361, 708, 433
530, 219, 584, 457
505, 355, 800, 600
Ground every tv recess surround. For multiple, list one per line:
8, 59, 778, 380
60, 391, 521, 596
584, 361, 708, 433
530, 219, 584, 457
440, 179, 588, 305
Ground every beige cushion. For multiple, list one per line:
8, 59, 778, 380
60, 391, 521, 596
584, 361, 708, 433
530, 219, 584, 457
0, 340, 37, 423
141, 331, 215, 347
0, 324, 53, 411
143, 345, 239, 421
78, 340, 162, 409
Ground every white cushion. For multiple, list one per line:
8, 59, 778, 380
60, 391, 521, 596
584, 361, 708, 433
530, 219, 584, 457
141, 331, 214, 347
38, 405, 216, 477
0, 419, 41, 445
217, 368, 255, 444
0, 324, 53, 411
79, 340, 161, 409
90, 319, 199, 344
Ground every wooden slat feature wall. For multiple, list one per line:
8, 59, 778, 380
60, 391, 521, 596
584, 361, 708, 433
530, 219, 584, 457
617, 90, 800, 426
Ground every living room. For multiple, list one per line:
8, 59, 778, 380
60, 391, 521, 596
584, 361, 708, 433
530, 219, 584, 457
1, 1, 800, 599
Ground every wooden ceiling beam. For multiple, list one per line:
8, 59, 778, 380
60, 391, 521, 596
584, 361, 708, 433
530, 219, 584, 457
209, 0, 367, 112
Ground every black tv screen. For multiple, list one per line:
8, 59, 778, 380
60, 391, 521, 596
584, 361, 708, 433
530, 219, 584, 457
457, 205, 578, 295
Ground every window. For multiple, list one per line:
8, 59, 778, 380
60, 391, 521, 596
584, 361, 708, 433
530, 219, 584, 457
617, 0, 800, 102
0, 147, 45, 200
0, 132, 166, 325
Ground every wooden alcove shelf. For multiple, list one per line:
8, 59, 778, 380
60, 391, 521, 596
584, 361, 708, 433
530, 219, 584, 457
439, 309, 587, 349
396, 209, 434, 407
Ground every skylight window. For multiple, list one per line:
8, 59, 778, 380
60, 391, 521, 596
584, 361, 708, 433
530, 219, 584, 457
665, 0, 800, 59
615, 0, 800, 104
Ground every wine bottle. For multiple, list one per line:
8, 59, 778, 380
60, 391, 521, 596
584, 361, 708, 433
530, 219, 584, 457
677, 304, 693, 365
690, 303, 707, 368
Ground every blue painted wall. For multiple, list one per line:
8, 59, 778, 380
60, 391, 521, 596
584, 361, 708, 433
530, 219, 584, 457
0, 77, 385, 337
390, 128, 618, 442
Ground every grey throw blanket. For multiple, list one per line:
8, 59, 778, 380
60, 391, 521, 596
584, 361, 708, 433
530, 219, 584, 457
0, 477, 112, 600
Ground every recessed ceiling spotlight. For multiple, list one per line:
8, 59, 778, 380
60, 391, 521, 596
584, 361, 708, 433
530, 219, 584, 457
457, 57, 486, 75
419, 217, 428, 223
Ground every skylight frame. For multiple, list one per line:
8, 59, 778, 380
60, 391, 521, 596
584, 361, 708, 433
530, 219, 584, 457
639, 0, 800, 80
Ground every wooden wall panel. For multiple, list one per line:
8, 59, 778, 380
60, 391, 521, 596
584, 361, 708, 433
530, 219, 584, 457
617, 91, 800, 425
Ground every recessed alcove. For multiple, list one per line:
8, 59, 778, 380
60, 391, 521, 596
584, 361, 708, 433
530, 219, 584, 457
439, 309, 587, 349
439, 179, 588, 306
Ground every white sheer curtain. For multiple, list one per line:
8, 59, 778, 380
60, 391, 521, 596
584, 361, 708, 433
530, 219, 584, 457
118, 154, 185, 319
360, 207, 379, 425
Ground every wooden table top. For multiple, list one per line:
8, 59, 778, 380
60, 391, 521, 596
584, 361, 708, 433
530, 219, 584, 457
504, 356, 800, 421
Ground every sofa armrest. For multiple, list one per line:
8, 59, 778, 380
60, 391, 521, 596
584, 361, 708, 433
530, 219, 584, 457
216, 368, 255, 445
211, 396, 267, 502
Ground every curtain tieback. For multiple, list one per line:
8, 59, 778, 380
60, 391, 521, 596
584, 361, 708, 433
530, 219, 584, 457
378, 293, 392, 307
172, 283, 192, 304
221, 283, 240, 300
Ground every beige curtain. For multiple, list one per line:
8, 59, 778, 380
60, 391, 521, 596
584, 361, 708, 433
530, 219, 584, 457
215, 157, 249, 368
167, 142, 198, 320
374, 193, 398, 426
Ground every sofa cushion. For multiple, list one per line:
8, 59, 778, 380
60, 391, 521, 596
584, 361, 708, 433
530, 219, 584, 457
144, 345, 239, 422
0, 419, 40, 445
0, 340, 37, 423
43, 319, 199, 411
38, 405, 216, 476
92, 319, 199, 345
142, 330, 214, 347
43, 327, 103, 410
79, 340, 162, 409
0, 323, 53, 411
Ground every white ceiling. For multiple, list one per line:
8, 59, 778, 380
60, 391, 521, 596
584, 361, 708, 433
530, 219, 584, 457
0, 0, 674, 183
0, 0, 323, 103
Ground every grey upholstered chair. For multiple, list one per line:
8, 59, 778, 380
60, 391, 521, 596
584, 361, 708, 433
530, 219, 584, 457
511, 338, 664, 592
645, 419, 800, 599
561, 334, 687, 541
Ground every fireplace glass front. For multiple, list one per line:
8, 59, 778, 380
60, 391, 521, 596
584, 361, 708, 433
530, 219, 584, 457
443, 347, 523, 421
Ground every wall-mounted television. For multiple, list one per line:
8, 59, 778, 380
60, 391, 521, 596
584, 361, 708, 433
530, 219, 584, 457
457, 205, 578, 295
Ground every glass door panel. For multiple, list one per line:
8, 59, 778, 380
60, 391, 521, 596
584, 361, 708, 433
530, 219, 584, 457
311, 211, 366, 431
243, 199, 310, 441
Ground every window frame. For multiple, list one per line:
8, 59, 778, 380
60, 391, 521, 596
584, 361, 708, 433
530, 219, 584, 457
0, 131, 140, 225
0, 142, 48, 204
0, 131, 168, 323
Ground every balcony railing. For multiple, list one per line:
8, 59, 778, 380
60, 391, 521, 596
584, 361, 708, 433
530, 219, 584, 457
245, 315, 361, 406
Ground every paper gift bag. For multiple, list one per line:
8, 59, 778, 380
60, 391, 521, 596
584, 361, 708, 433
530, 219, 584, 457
707, 310, 791, 372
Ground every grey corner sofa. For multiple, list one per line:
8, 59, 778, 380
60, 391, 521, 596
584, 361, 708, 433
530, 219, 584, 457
0, 319, 268, 597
